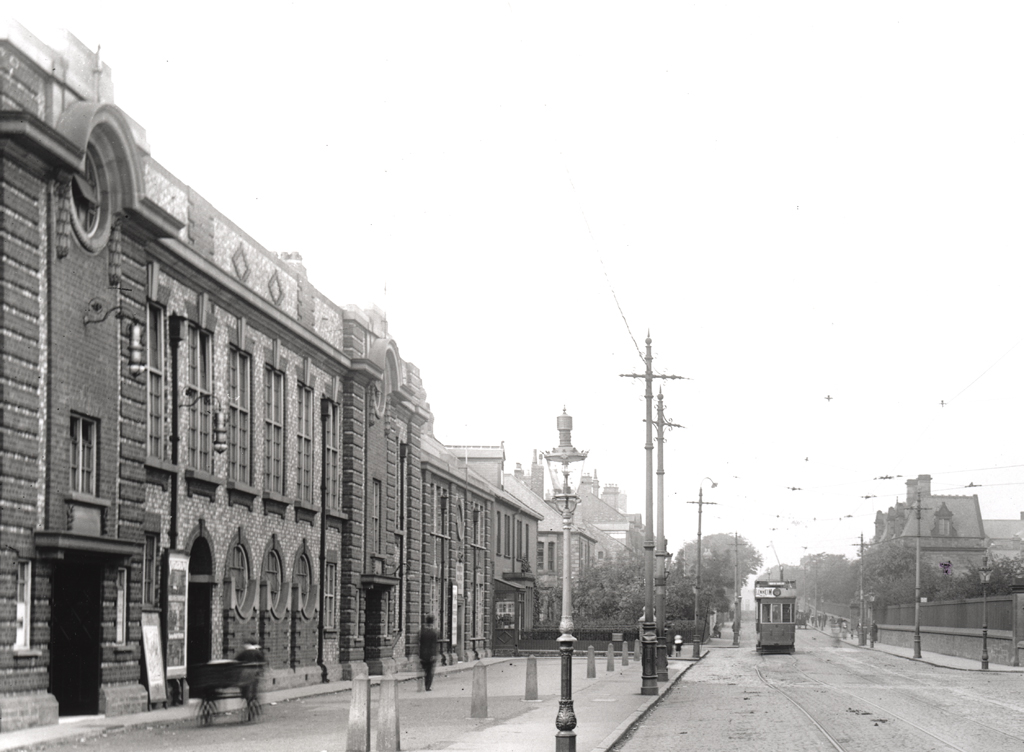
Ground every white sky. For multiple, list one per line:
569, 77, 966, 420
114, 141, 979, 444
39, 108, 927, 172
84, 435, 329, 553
12, 2, 1024, 570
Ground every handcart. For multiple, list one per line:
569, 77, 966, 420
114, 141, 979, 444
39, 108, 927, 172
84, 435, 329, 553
188, 659, 264, 725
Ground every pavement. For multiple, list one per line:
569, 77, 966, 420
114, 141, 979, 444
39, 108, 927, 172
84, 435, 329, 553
813, 624, 1024, 672
0, 646, 708, 752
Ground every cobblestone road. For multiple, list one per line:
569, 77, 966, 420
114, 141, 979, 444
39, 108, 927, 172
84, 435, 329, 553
613, 629, 1024, 752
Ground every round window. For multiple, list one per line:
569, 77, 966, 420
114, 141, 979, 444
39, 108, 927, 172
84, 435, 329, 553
70, 146, 112, 252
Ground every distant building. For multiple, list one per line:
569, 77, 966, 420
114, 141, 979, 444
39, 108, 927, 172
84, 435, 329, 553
981, 513, 1024, 561
872, 474, 987, 573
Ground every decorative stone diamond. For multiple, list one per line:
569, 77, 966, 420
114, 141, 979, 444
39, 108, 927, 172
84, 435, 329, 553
232, 243, 250, 282
268, 271, 283, 305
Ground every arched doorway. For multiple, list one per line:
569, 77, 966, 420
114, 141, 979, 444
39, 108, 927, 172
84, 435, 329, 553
187, 538, 214, 666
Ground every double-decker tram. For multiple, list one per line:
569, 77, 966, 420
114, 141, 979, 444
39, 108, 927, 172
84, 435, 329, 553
754, 580, 797, 654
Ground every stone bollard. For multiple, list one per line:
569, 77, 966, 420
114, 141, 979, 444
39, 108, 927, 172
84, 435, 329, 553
376, 676, 401, 752
622, 641, 629, 667
606, 643, 615, 672
587, 645, 596, 679
471, 662, 488, 718
525, 655, 539, 701
634, 639, 641, 662
346, 674, 371, 752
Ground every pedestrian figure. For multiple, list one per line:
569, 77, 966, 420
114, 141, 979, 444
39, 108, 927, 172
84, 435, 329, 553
673, 634, 683, 656
418, 615, 439, 691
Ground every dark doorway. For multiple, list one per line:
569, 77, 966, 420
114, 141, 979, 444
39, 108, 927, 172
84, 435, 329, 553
50, 562, 102, 715
187, 538, 213, 667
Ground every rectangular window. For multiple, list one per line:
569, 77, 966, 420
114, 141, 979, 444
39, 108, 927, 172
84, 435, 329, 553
537, 541, 544, 571
15, 560, 30, 648
143, 533, 158, 607
547, 541, 555, 571
516, 519, 523, 559
187, 325, 213, 471
372, 479, 383, 554
496, 513, 501, 555
264, 367, 284, 493
782, 603, 793, 623
439, 491, 448, 537
115, 568, 128, 644
228, 348, 251, 483
505, 514, 511, 557
297, 385, 314, 504
324, 562, 337, 629
472, 509, 480, 546
524, 524, 530, 567
147, 304, 165, 459
761, 604, 772, 623
70, 415, 97, 495
324, 401, 340, 513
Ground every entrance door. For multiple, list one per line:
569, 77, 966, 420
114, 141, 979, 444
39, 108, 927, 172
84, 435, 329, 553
50, 562, 102, 715
187, 538, 214, 667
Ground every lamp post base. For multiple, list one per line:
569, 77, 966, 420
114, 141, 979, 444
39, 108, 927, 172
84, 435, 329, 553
656, 637, 668, 681
692, 638, 701, 659
640, 627, 658, 696
555, 636, 577, 751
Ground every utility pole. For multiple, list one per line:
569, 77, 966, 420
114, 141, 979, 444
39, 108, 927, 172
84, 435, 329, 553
859, 533, 866, 646
620, 334, 688, 696
912, 491, 929, 660
688, 482, 717, 658
654, 388, 682, 681
733, 532, 741, 646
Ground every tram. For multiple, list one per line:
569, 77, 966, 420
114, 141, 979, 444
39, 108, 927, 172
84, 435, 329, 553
754, 580, 797, 654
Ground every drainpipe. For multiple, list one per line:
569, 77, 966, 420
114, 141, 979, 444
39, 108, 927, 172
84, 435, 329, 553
317, 397, 330, 682
168, 316, 185, 550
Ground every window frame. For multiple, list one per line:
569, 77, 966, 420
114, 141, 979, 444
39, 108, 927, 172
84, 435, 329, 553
70, 414, 98, 495
324, 561, 337, 629
230, 543, 249, 607
263, 366, 285, 494
372, 479, 384, 554
115, 567, 128, 644
143, 533, 158, 607
324, 400, 340, 513
146, 303, 165, 460
297, 384, 314, 504
15, 560, 30, 649
264, 549, 282, 609
227, 347, 252, 484
187, 324, 213, 472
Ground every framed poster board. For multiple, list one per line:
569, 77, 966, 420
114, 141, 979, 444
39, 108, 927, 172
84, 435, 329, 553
141, 611, 167, 704
163, 550, 189, 680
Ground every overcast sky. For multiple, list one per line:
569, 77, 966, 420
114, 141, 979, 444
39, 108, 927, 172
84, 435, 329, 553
11, 3, 1024, 572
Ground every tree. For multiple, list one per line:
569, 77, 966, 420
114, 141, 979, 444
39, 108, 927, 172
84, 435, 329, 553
666, 533, 762, 620
571, 548, 646, 626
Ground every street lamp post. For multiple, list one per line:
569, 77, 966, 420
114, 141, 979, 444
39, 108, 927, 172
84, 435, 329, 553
868, 593, 876, 648
544, 410, 587, 752
858, 534, 866, 647
689, 478, 717, 658
980, 556, 992, 671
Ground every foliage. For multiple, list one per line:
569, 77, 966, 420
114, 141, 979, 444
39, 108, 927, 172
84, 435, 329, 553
667, 533, 762, 620
929, 555, 1024, 601
571, 549, 646, 626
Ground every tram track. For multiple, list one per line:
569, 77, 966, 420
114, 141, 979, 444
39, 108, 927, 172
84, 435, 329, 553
765, 653, 1024, 752
754, 665, 850, 752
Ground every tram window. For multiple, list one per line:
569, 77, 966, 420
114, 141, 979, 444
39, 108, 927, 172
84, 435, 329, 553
761, 604, 771, 623
782, 603, 793, 622
771, 603, 781, 623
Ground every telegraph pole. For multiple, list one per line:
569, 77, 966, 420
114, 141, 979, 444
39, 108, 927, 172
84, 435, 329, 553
733, 532, 741, 646
913, 491, 927, 659
620, 334, 688, 696
688, 485, 717, 657
859, 533, 866, 646
654, 388, 682, 681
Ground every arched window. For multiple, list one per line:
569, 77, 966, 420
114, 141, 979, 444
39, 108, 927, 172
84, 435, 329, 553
230, 544, 249, 606
264, 549, 282, 608
295, 554, 311, 609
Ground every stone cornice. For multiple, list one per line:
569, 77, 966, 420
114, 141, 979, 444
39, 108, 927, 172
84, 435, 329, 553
152, 235, 354, 375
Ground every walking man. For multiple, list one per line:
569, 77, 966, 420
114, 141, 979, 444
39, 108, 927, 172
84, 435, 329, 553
418, 615, 439, 691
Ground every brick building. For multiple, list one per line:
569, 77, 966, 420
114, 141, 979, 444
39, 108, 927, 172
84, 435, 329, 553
0, 23, 469, 731
872, 474, 988, 572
